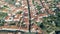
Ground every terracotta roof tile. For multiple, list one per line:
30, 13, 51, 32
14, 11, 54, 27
5, 16, 10, 20
23, 18, 29, 22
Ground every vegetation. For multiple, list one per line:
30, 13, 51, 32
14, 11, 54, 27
0, 5, 9, 10
5, 0, 16, 5
9, 23, 16, 25
16, 11, 23, 14
32, 0, 60, 34
0, 0, 60, 34
0, 19, 6, 26
32, 0, 42, 14
0, 12, 8, 19
0, 12, 8, 26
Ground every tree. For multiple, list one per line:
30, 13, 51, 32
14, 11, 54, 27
0, 19, 6, 26
16, 11, 23, 14
5, 0, 16, 5
54, 7, 60, 27
0, 12, 8, 26
0, 12, 8, 19
32, 0, 42, 14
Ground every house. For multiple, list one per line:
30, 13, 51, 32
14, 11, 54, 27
31, 23, 42, 34
13, 14, 22, 21
5, 14, 22, 22
2, 9, 9, 13
23, 17, 29, 24
1, 0, 43, 34
39, 14, 48, 18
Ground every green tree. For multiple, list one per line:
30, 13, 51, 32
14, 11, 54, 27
0, 12, 8, 19
0, 12, 7, 26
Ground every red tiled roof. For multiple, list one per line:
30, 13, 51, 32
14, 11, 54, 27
23, 18, 29, 22
0, 0, 43, 33
14, 14, 20, 19
5, 16, 10, 20
39, 14, 47, 16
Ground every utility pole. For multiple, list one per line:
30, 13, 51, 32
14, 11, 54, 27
26, 0, 31, 33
